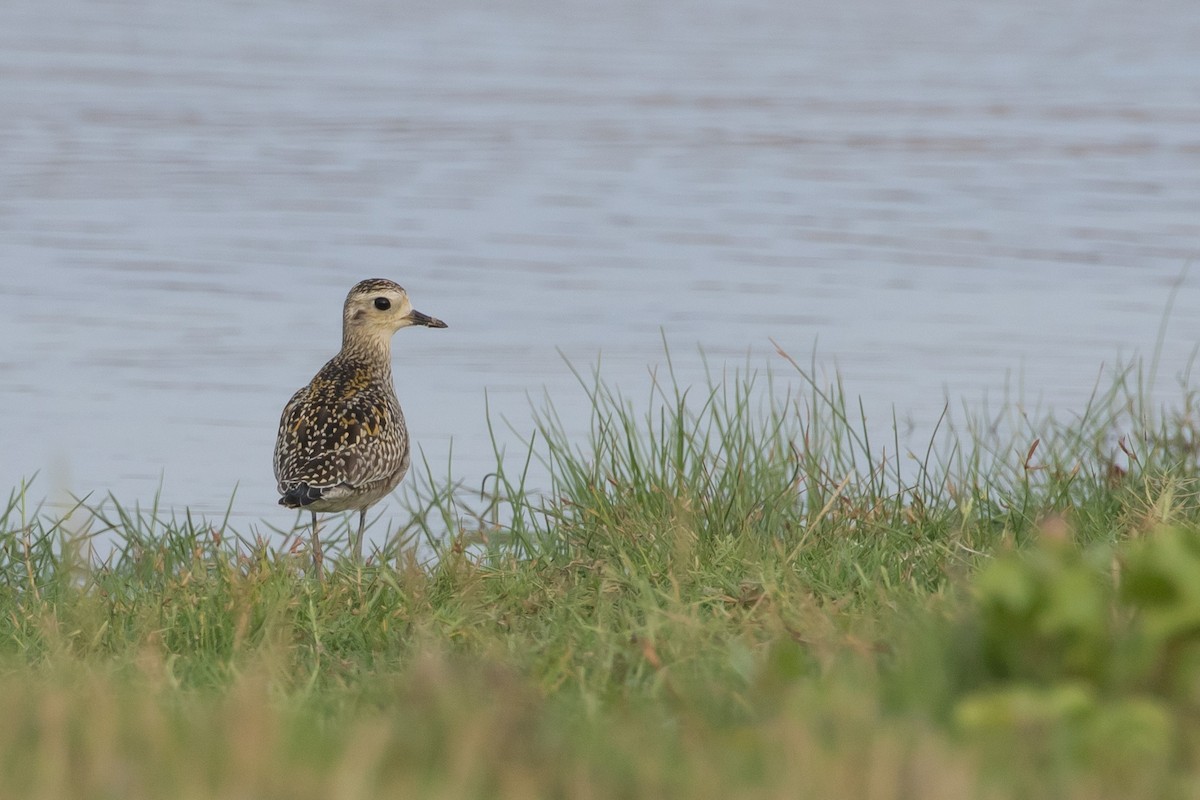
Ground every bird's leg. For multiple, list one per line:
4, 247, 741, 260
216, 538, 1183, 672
354, 508, 367, 564
310, 511, 324, 581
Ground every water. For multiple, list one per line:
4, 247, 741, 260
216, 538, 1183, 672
2, 0, 1199, 539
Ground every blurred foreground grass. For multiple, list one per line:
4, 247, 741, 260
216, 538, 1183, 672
4, 349, 1200, 798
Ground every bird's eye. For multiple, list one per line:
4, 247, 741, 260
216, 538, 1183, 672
374, 297, 391, 311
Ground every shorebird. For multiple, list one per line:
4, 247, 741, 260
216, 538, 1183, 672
273, 278, 446, 579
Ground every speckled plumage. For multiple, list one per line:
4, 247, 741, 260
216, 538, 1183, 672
274, 344, 410, 512
274, 278, 446, 576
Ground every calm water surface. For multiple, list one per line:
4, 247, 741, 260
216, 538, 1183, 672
2, 0, 1199, 544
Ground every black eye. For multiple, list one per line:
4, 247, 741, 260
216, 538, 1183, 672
374, 297, 391, 311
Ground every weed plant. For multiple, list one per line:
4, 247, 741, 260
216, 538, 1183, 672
3, 347, 1200, 798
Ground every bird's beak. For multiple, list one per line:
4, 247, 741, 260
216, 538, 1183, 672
406, 309, 448, 328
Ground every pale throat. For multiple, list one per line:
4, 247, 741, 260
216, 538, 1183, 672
340, 324, 396, 368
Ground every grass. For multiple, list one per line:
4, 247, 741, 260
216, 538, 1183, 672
5, 345, 1200, 798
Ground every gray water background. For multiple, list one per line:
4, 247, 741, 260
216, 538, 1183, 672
2, 0, 1199, 545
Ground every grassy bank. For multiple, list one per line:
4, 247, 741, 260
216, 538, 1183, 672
4, 348, 1200, 798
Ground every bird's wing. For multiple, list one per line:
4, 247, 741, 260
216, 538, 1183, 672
275, 388, 406, 491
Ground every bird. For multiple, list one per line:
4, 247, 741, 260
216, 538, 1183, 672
273, 278, 447, 579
